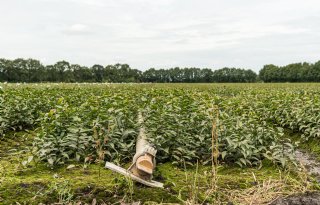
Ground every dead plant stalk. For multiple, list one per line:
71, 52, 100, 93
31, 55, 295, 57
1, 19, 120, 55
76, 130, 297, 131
211, 105, 219, 190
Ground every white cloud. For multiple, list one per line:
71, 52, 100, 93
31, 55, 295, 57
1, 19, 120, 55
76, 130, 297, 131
63, 24, 91, 35
0, 0, 320, 71
69, 24, 87, 31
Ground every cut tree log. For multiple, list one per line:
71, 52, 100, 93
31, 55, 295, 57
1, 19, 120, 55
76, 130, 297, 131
105, 162, 164, 188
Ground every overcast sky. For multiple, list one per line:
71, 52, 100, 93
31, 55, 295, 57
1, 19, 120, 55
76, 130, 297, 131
0, 0, 320, 71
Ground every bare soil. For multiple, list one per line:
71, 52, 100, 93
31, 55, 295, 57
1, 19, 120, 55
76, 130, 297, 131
295, 150, 320, 178
270, 192, 320, 205
271, 149, 320, 205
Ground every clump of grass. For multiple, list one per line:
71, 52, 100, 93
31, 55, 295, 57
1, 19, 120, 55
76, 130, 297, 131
224, 166, 312, 205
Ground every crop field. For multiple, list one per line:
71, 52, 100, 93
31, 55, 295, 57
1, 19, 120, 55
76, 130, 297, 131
1, 83, 320, 204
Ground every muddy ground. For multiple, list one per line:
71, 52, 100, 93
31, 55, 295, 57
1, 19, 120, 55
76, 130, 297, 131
270, 149, 320, 205
271, 192, 320, 205
295, 150, 320, 179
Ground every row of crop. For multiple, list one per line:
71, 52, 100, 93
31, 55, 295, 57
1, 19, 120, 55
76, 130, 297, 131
245, 90, 320, 141
141, 89, 295, 167
0, 85, 141, 166
33, 90, 140, 166
27, 87, 296, 167
0, 85, 311, 168
0, 88, 55, 137
0, 85, 131, 137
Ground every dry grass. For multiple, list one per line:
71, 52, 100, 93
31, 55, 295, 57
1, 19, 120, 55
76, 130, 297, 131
223, 167, 311, 205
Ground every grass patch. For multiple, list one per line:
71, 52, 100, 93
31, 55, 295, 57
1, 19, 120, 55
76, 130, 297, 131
285, 129, 320, 161
0, 130, 317, 204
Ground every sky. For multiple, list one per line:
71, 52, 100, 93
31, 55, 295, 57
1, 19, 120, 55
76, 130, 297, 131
0, 0, 320, 72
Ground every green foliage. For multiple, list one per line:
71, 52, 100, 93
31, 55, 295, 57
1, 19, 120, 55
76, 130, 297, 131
47, 180, 74, 204
0, 58, 257, 83
3, 58, 320, 83
0, 88, 52, 137
32, 90, 138, 166
142, 89, 295, 167
33, 99, 94, 166
259, 61, 320, 82
252, 90, 320, 141
33, 179, 74, 204
3, 83, 320, 168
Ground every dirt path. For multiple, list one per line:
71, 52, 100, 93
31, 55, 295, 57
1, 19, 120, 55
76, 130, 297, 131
295, 150, 320, 180
270, 149, 320, 205
270, 192, 320, 205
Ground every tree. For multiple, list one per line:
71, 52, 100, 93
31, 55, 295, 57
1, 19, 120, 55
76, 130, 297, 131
12, 57, 320, 83
259, 64, 279, 82
26, 59, 44, 82
54, 61, 70, 82
92, 64, 104, 82
0, 58, 10, 82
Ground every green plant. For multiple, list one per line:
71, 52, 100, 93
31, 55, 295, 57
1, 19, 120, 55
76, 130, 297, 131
34, 178, 74, 204
3, 83, 315, 168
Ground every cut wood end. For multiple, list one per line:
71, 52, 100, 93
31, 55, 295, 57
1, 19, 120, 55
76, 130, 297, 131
136, 154, 154, 175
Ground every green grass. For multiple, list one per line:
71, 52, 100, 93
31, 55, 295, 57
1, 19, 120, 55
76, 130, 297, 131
285, 129, 320, 161
0, 131, 314, 204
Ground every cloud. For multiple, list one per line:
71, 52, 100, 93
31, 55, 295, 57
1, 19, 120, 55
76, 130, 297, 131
0, 0, 320, 71
62, 24, 92, 35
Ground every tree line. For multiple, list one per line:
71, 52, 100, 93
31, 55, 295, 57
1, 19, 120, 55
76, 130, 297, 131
1, 58, 320, 83
0, 58, 257, 83
259, 61, 320, 82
